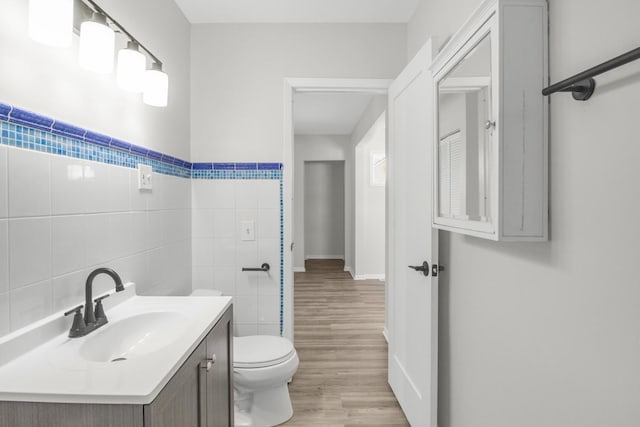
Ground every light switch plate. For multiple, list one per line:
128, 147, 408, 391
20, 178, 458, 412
138, 164, 153, 190
240, 220, 255, 241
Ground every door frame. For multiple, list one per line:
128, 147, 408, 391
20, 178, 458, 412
282, 78, 392, 342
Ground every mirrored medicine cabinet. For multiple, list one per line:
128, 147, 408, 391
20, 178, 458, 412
431, 0, 549, 241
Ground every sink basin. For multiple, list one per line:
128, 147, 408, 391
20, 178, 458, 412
79, 312, 188, 363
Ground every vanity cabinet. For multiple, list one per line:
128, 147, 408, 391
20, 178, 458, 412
145, 306, 233, 427
0, 306, 233, 427
431, 0, 548, 241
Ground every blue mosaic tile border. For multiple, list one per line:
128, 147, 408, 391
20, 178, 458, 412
0, 101, 286, 336
0, 102, 192, 177
191, 169, 282, 180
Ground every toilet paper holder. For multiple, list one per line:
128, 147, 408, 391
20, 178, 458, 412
242, 263, 270, 272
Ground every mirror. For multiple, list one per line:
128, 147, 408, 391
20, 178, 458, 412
436, 34, 492, 223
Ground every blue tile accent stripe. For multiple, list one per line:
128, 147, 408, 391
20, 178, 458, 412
0, 103, 192, 177
0, 103, 10, 121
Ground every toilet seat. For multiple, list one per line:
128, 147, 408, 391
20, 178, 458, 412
234, 335, 296, 369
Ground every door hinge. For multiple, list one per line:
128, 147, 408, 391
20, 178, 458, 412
431, 264, 445, 277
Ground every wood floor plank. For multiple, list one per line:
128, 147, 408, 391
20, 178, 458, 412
282, 259, 409, 427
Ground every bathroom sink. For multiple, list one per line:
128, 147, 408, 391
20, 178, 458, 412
78, 311, 188, 363
0, 284, 232, 405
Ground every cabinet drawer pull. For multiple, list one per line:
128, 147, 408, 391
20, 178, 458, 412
201, 355, 217, 371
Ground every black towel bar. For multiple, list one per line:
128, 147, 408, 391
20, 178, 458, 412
542, 46, 640, 101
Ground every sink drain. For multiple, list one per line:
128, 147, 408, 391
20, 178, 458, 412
111, 357, 127, 362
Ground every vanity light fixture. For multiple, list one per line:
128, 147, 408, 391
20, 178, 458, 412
28, 0, 74, 47
27, 0, 169, 107
78, 12, 115, 73
143, 62, 169, 107
117, 41, 146, 92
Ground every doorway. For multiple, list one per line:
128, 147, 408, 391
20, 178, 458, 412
283, 78, 391, 341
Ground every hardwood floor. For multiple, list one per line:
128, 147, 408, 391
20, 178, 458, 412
282, 259, 409, 427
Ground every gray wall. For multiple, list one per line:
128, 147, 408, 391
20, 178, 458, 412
304, 161, 345, 259
410, 1, 640, 426
190, 24, 407, 161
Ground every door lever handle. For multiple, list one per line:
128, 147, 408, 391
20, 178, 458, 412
408, 261, 430, 276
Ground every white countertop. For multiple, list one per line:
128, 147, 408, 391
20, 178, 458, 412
0, 284, 232, 405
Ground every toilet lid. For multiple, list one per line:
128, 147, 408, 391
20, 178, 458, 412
234, 335, 295, 368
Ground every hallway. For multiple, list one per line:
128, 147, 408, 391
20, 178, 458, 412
283, 259, 409, 426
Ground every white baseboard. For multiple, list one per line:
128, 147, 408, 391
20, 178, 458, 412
354, 274, 386, 281
305, 255, 345, 260
293, 267, 306, 272
382, 327, 389, 343
344, 266, 354, 277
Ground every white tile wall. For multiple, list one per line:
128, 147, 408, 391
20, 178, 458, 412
9, 218, 52, 289
0, 146, 192, 338
236, 180, 258, 209
258, 323, 281, 337
51, 156, 86, 215
10, 279, 52, 331
191, 179, 281, 336
0, 293, 9, 336
52, 216, 86, 277
8, 149, 51, 217
0, 147, 8, 219
0, 220, 8, 294
52, 270, 86, 312
212, 238, 236, 267
212, 267, 236, 296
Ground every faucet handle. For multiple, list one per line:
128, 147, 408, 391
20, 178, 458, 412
64, 305, 86, 338
94, 294, 110, 323
94, 294, 110, 304
64, 304, 83, 317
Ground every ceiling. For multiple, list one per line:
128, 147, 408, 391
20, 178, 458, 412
294, 92, 376, 135
173, 0, 419, 24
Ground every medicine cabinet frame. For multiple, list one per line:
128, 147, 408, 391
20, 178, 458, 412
430, 0, 549, 241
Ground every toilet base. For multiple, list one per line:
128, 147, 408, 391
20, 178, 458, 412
234, 383, 293, 426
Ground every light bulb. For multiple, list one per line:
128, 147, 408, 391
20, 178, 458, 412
78, 13, 115, 74
143, 63, 169, 107
117, 41, 146, 92
28, 0, 74, 47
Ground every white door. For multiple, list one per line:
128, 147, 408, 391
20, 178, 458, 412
387, 38, 440, 426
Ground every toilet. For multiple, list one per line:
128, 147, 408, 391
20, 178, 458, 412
191, 289, 299, 426
234, 335, 299, 426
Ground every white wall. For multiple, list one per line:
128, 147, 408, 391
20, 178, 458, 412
0, 0, 191, 159
354, 114, 385, 280
348, 96, 388, 277
304, 161, 345, 260
409, 0, 640, 425
191, 179, 281, 337
293, 135, 350, 270
0, 0, 192, 338
190, 24, 407, 161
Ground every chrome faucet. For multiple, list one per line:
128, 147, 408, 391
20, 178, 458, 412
64, 268, 124, 338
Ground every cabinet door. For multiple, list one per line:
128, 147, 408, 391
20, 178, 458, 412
205, 307, 233, 427
144, 341, 206, 427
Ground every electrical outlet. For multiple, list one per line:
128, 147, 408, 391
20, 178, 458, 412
138, 164, 153, 190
